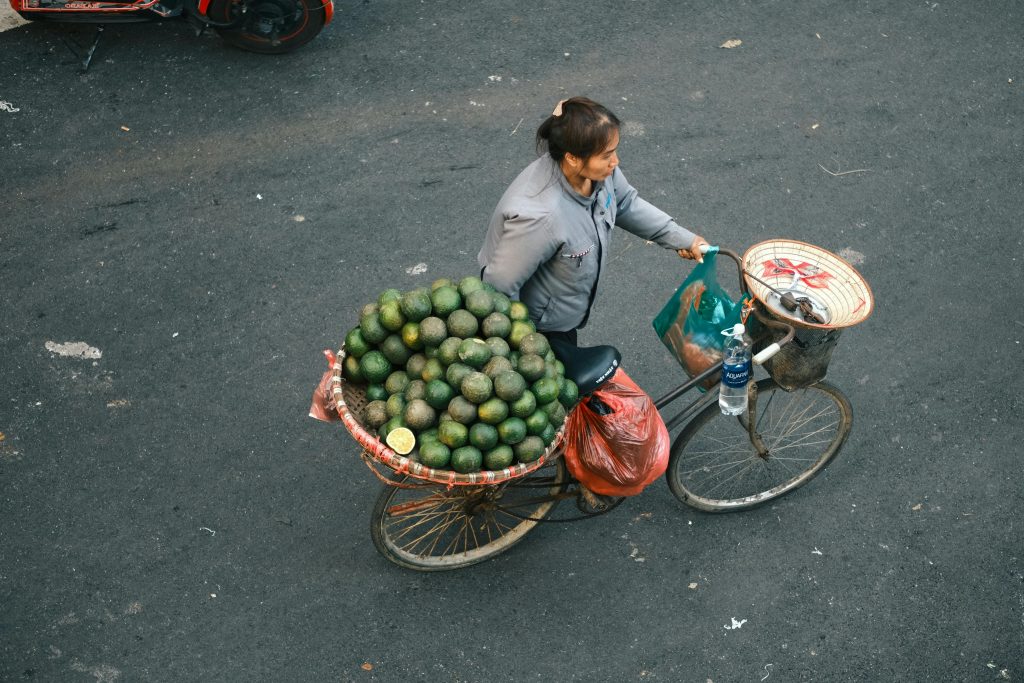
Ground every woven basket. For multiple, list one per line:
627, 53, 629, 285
330, 347, 564, 486
742, 240, 873, 390
742, 239, 873, 330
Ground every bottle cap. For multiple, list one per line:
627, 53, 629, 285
722, 323, 745, 337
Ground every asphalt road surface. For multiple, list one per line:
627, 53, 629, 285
1, 1, 1022, 681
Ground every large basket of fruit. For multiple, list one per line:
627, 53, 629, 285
329, 276, 579, 487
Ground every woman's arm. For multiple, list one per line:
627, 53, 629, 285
479, 213, 559, 300
611, 168, 702, 254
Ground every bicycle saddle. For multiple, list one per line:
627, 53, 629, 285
548, 337, 621, 396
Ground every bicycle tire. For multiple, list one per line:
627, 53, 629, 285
666, 379, 852, 512
370, 459, 567, 571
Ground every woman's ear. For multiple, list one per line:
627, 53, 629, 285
563, 153, 582, 169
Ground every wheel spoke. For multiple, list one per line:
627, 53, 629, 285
681, 453, 755, 476
668, 380, 851, 511
436, 516, 467, 557
392, 504, 464, 554
371, 462, 566, 570
768, 401, 835, 449
385, 503, 455, 543
699, 458, 763, 497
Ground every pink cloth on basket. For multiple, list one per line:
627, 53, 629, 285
309, 369, 340, 423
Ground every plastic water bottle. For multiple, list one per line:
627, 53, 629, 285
719, 323, 752, 415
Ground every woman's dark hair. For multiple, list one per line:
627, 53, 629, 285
536, 96, 621, 162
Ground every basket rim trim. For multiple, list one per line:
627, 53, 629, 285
331, 349, 564, 486
741, 238, 874, 330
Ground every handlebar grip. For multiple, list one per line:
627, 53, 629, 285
753, 343, 781, 366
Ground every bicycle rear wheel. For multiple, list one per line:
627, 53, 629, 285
370, 459, 567, 571
666, 379, 852, 512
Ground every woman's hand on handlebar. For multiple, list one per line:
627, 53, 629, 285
677, 235, 710, 263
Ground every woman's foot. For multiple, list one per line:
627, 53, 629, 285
576, 484, 617, 513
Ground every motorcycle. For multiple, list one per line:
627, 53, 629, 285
8, 0, 333, 65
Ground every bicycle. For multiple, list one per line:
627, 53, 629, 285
322, 241, 873, 571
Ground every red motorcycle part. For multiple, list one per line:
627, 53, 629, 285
203, 0, 330, 54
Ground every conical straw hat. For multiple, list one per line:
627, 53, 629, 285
742, 239, 873, 329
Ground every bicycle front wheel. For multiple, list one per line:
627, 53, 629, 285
666, 379, 852, 512
370, 459, 567, 571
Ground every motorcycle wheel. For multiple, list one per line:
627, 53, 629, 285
207, 0, 326, 54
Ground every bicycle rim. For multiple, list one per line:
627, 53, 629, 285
667, 379, 852, 512
370, 459, 566, 571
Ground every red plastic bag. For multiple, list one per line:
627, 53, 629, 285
309, 368, 340, 422
562, 368, 670, 497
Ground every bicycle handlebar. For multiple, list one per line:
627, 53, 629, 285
753, 344, 782, 365
696, 244, 795, 365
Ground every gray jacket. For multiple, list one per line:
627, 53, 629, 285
478, 156, 697, 331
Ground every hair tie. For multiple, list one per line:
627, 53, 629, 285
552, 99, 567, 117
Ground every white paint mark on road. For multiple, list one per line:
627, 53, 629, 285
724, 617, 748, 630
0, 4, 28, 31
406, 263, 428, 275
70, 659, 122, 682
45, 341, 102, 360
838, 247, 866, 265
623, 121, 646, 137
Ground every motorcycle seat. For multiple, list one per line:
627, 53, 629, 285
548, 337, 621, 396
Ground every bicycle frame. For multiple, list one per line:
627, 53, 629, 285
363, 246, 857, 569
506, 246, 798, 519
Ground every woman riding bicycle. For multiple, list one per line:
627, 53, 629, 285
350, 101, 867, 568
477, 96, 710, 346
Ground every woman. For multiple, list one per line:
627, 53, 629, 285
478, 96, 709, 346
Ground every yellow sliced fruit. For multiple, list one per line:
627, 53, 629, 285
385, 427, 416, 455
